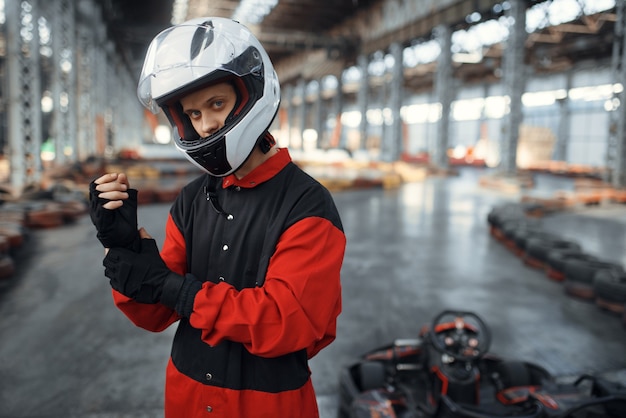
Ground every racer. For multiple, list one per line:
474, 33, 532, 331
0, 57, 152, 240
88, 17, 345, 417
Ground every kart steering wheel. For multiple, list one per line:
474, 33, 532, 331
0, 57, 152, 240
428, 310, 491, 362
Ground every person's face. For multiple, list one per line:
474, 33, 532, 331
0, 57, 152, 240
179, 82, 237, 138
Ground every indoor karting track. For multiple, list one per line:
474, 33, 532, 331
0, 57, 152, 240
0, 167, 625, 417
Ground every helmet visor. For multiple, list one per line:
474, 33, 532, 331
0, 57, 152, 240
137, 20, 263, 113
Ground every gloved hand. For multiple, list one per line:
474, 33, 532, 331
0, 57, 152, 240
89, 179, 141, 252
103, 238, 202, 316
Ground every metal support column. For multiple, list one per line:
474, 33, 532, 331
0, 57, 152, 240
357, 53, 369, 150
93, 25, 108, 155
478, 83, 490, 157
50, 0, 76, 166
387, 42, 404, 162
6, 0, 44, 193
75, 0, 97, 159
102, 42, 118, 149
614, 18, 626, 188
104, 46, 117, 151
608, 0, 626, 187
555, 71, 572, 162
314, 79, 325, 149
115, 60, 143, 151
500, 0, 527, 174
283, 84, 294, 148
378, 77, 388, 156
433, 25, 453, 168
277, 84, 293, 147
298, 78, 307, 150
334, 75, 345, 149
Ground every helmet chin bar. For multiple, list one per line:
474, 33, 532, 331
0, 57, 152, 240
187, 136, 232, 176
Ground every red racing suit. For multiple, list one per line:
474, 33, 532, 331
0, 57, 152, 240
112, 148, 346, 417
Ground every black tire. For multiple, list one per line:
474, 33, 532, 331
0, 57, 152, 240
0, 254, 15, 280
358, 361, 386, 391
499, 220, 543, 252
505, 226, 545, 255
593, 269, 626, 306
500, 219, 542, 239
594, 269, 626, 302
487, 204, 526, 229
546, 250, 596, 273
21, 201, 64, 229
525, 237, 581, 263
337, 368, 360, 418
563, 258, 623, 285
500, 221, 521, 239
513, 229, 560, 253
0, 221, 26, 249
488, 205, 528, 242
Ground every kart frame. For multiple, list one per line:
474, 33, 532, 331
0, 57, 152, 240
337, 310, 626, 418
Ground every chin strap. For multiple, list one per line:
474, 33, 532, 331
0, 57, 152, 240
259, 131, 276, 154
203, 175, 230, 219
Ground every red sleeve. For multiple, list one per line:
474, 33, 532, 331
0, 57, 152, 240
111, 213, 186, 331
160, 213, 188, 276
190, 216, 345, 358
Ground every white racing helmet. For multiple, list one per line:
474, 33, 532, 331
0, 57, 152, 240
137, 17, 280, 176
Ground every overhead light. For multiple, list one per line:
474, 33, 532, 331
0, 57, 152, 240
232, 0, 278, 25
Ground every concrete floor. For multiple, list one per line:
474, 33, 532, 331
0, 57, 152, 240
0, 167, 625, 417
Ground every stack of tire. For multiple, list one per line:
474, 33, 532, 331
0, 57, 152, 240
0, 183, 88, 283
488, 203, 626, 328
0, 204, 27, 281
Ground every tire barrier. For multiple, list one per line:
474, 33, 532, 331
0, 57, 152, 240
0, 222, 22, 281
487, 204, 535, 243
23, 202, 65, 229
499, 220, 542, 255
487, 204, 528, 228
545, 250, 597, 282
0, 204, 27, 225
0, 236, 9, 254
0, 221, 24, 249
522, 237, 581, 270
0, 211, 26, 280
563, 259, 623, 301
593, 269, 626, 315
487, 202, 626, 330
0, 254, 15, 280
511, 229, 560, 258
0, 183, 88, 282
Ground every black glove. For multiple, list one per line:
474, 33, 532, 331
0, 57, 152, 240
103, 238, 202, 316
89, 180, 141, 252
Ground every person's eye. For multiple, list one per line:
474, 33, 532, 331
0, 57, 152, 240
213, 100, 224, 109
188, 110, 201, 119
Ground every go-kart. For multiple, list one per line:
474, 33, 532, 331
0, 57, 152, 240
338, 310, 626, 418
